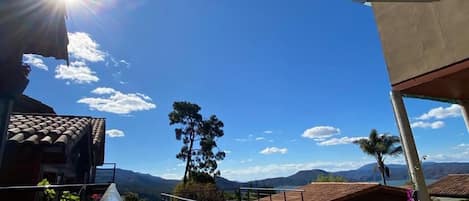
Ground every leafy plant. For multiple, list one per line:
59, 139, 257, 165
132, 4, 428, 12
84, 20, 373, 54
353, 129, 402, 185
173, 181, 224, 201
38, 179, 56, 201
37, 179, 80, 201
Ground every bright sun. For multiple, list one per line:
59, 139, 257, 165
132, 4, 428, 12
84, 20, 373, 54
62, 0, 79, 7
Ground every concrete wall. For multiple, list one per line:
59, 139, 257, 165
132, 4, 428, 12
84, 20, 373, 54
372, 0, 469, 85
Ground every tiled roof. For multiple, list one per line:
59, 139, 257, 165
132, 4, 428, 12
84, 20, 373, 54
260, 182, 406, 201
7, 114, 105, 165
429, 174, 469, 198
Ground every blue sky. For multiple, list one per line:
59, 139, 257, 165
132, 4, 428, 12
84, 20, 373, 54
23, 0, 469, 182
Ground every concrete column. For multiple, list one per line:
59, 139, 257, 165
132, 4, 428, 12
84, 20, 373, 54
458, 101, 469, 135
390, 91, 430, 201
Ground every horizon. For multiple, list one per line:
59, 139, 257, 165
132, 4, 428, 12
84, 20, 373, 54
22, 0, 469, 182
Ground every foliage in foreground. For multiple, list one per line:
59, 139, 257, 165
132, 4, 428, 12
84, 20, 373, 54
173, 181, 224, 201
122, 192, 147, 201
37, 179, 80, 201
315, 174, 348, 182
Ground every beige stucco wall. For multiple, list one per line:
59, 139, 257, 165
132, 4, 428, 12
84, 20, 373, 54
372, 0, 469, 85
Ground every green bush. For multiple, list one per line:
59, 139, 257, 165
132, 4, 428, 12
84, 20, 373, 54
315, 174, 347, 182
173, 181, 224, 201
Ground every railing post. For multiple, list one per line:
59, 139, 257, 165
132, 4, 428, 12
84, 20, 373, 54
269, 193, 272, 201
301, 192, 304, 201
283, 192, 286, 201
257, 191, 260, 201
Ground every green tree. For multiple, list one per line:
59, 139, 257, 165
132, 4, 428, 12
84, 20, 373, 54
353, 129, 402, 185
315, 174, 347, 182
122, 192, 146, 201
169, 101, 226, 184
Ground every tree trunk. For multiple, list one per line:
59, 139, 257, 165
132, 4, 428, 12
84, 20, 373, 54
377, 157, 387, 186
183, 130, 195, 184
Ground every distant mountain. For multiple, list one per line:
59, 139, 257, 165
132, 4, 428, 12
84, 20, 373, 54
106, 169, 179, 200
106, 162, 469, 200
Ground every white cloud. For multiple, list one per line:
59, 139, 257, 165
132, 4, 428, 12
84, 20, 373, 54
106, 129, 125, 137
68, 32, 106, 62
425, 152, 469, 162
260, 147, 288, 155
224, 150, 232, 154
457, 143, 469, 148
92, 87, 117, 95
240, 159, 253, 164
23, 54, 48, 70
255, 137, 265, 141
318, 136, 367, 146
222, 160, 371, 182
161, 173, 181, 180
417, 104, 461, 120
78, 87, 156, 114
55, 61, 99, 84
411, 121, 445, 129
264, 130, 273, 134
302, 126, 340, 140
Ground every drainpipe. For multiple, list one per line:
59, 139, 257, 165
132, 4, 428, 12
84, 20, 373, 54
390, 91, 430, 201
458, 101, 469, 135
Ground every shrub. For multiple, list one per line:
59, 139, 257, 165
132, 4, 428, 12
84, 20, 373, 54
173, 181, 224, 201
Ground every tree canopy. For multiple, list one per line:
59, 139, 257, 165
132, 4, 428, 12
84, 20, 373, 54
169, 101, 225, 183
353, 129, 402, 185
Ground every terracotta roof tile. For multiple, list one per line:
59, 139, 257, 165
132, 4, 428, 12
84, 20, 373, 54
260, 182, 406, 201
7, 114, 105, 150
429, 174, 469, 198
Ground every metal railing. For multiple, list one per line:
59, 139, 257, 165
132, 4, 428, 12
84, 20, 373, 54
239, 187, 305, 201
95, 163, 117, 183
0, 183, 113, 200
161, 193, 198, 201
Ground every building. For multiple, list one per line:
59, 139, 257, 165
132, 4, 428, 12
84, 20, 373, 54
429, 174, 469, 201
0, 95, 109, 200
260, 182, 408, 201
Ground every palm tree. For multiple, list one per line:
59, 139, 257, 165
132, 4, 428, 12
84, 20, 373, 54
353, 129, 403, 185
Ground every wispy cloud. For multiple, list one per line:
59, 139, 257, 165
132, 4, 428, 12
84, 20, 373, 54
78, 87, 156, 114
417, 104, 461, 120
255, 137, 265, 141
68, 32, 106, 62
260, 147, 288, 155
55, 61, 99, 84
106, 129, 125, 138
317, 136, 366, 146
23, 54, 48, 70
240, 158, 253, 164
264, 130, 273, 134
302, 126, 340, 140
411, 121, 445, 129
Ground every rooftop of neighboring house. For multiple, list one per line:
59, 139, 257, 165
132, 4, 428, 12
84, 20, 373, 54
260, 182, 408, 201
429, 174, 469, 198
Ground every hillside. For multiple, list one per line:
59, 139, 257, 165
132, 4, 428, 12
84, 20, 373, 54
110, 169, 179, 200
109, 162, 469, 200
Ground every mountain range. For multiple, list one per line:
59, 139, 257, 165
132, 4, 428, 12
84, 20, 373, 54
107, 162, 469, 200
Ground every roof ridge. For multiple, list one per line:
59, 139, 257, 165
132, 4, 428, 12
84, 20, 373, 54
11, 112, 104, 119
311, 182, 379, 185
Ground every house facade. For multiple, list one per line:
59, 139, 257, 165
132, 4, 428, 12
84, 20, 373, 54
0, 95, 106, 200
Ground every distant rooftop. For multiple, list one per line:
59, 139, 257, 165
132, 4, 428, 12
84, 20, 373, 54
429, 174, 469, 198
260, 182, 407, 201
